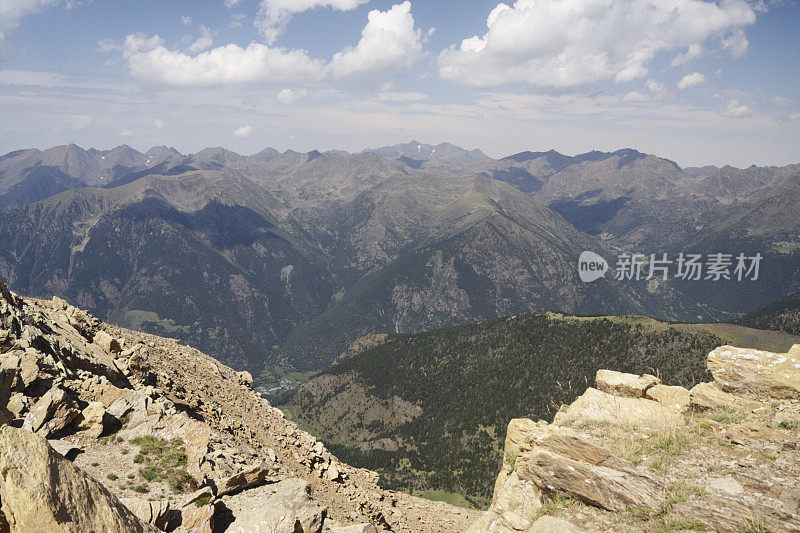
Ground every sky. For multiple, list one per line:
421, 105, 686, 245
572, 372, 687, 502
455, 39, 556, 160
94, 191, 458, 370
0, 0, 798, 167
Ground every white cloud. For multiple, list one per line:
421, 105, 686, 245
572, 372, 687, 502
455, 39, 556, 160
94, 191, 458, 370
720, 98, 752, 118
153, 118, 167, 129
277, 88, 310, 105
721, 28, 749, 60
255, 0, 370, 44
0, 0, 59, 56
677, 72, 706, 89
121, 3, 422, 87
670, 44, 705, 67
125, 42, 325, 87
0, 68, 66, 86
438, 0, 757, 89
624, 79, 668, 102
181, 15, 192, 26
188, 25, 213, 53
224, 0, 241, 7
771, 95, 792, 106
229, 12, 245, 27
377, 91, 428, 102
233, 125, 254, 137
789, 112, 800, 121
328, 2, 422, 78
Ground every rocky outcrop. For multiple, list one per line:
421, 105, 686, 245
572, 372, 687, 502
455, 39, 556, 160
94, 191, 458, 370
709, 345, 800, 399
1, 280, 476, 533
474, 344, 800, 533
225, 478, 327, 532
0, 426, 155, 532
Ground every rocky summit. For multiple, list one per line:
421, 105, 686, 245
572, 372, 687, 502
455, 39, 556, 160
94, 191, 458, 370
472, 350, 800, 532
0, 278, 478, 532
1, 273, 799, 532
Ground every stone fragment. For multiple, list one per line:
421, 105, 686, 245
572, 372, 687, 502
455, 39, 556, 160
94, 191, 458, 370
596, 369, 660, 398
645, 384, 691, 409
22, 386, 79, 437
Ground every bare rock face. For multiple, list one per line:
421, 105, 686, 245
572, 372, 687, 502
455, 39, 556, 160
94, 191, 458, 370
21, 385, 79, 437
0, 426, 155, 532
226, 478, 327, 533
120, 498, 179, 531
215, 463, 279, 497
688, 381, 760, 412
470, 421, 662, 531
553, 387, 683, 429
595, 369, 660, 398
644, 383, 690, 410
708, 344, 800, 399
77, 401, 107, 438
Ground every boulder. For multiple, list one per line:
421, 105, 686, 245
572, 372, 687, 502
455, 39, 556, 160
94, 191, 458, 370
106, 397, 133, 419
77, 401, 107, 438
226, 479, 326, 533
181, 487, 215, 533
476, 419, 664, 530
22, 386, 79, 437
215, 463, 278, 497
0, 426, 156, 532
237, 371, 253, 386
47, 439, 83, 461
645, 384, 691, 410
121, 498, 179, 531
554, 387, 683, 429
688, 382, 759, 412
708, 345, 800, 399
595, 369, 660, 398
93, 330, 122, 354
520, 449, 663, 512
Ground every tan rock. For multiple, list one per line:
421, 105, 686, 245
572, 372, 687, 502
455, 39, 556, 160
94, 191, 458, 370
596, 369, 660, 398
215, 464, 278, 497
554, 387, 683, 429
520, 449, 663, 512
688, 382, 759, 412
77, 401, 106, 438
6, 393, 28, 418
528, 516, 586, 533
709, 476, 744, 496
0, 426, 156, 532
181, 501, 215, 533
120, 498, 178, 531
708, 345, 800, 399
329, 525, 379, 533
22, 386, 79, 437
645, 384, 691, 410
93, 329, 122, 354
226, 479, 326, 533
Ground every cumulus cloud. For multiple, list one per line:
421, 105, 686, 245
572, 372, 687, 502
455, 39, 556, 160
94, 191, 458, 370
255, 0, 370, 44
670, 44, 705, 67
790, 112, 800, 121
121, 3, 422, 87
437, 0, 757, 89
223, 0, 241, 7
125, 41, 325, 87
721, 28, 749, 60
277, 88, 310, 104
677, 72, 706, 89
328, 2, 422, 78
0, 0, 59, 56
233, 125, 255, 137
153, 118, 167, 129
181, 15, 192, 26
720, 98, 752, 118
188, 25, 213, 53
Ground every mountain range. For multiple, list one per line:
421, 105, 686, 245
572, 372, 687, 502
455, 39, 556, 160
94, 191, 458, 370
1, 141, 798, 375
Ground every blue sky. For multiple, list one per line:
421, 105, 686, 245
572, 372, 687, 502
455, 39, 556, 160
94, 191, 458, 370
0, 0, 798, 167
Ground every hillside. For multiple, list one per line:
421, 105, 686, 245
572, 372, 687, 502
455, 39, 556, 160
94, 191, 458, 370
2, 143, 800, 376
736, 291, 800, 336
282, 312, 800, 506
